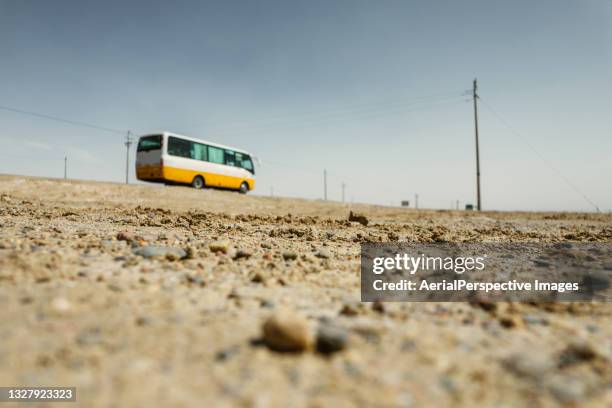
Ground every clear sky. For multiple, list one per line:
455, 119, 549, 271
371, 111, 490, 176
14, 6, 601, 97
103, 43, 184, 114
1, 0, 611, 212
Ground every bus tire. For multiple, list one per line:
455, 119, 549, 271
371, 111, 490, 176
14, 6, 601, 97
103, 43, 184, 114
192, 176, 205, 190
239, 182, 249, 194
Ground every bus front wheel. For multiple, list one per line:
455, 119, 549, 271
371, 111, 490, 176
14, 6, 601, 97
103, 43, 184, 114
239, 182, 249, 194
192, 176, 205, 190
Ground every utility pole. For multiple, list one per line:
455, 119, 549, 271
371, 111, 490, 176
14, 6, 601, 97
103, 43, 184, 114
64, 156, 67, 179
125, 131, 133, 184
341, 182, 346, 203
270, 186, 274, 197
415, 193, 419, 209
473, 78, 482, 211
323, 169, 327, 200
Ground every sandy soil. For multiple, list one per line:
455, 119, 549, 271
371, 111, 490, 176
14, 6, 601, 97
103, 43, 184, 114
0, 174, 610, 407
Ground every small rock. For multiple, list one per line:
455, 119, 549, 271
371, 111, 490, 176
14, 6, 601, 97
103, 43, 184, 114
522, 314, 549, 326
251, 272, 265, 284
215, 346, 240, 362
51, 297, 71, 314
340, 302, 361, 316
533, 259, 551, 267
107, 283, 124, 292
559, 341, 598, 368
371, 301, 385, 314
261, 242, 272, 249
316, 323, 348, 354
282, 251, 298, 261
262, 309, 312, 352
116, 231, 135, 242
133, 245, 187, 260
135, 316, 152, 326
547, 375, 588, 403
185, 274, 205, 286
260, 299, 274, 308
315, 249, 331, 259
503, 352, 554, 379
348, 211, 368, 226
184, 245, 196, 259
209, 240, 230, 254
234, 249, 252, 260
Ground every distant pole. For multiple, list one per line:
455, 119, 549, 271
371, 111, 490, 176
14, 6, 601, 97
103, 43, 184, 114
456, 200, 459, 210
323, 169, 327, 200
415, 193, 419, 209
64, 156, 67, 179
341, 182, 346, 203
473, 78, 482, 211
270, 186, 274, 197
125, 130, 133, 184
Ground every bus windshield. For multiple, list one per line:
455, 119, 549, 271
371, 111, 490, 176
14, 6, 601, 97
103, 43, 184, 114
137, 135, 162, 152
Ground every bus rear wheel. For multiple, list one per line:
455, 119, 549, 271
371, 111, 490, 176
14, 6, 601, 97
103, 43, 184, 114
192, 176, 205, 190
239, 182, 249, 194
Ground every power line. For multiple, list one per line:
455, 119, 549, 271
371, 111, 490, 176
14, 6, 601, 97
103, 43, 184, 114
209, 98, 469, 139
186, 89, 468, 130
0, 104, 125, 134
479, 97, 601, 213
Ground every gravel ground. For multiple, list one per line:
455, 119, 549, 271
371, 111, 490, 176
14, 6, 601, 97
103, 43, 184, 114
0, 175, 610, 407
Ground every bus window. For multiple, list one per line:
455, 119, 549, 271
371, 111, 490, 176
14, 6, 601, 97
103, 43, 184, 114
168, 136, 192, 158
208, 145, 224, 164
192, 142, 207, 161
225, 150, 236, 166
137, 135, 162, 152
242, 155, 254, 174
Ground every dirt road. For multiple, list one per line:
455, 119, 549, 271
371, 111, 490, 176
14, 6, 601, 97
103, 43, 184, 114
0, 175, 610, 407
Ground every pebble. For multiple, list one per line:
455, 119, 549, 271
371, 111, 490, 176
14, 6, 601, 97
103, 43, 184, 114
315, 249, 331, 259
316, 323, 348, 354
51, 297, 71, 314
348, 211, 368, 226
282, 252, 298, 261
339, 302, 364, 316
133, 245, 187, 260
234, 249, 252, 260
547, 375, 588, 403
559, 340, 598, 367
262, 310, 312, 352
215, 345, 240, 362
116, 231, 134, 242
209, 240, 230, 254
522, 314, 549, 326
251, 272, 265, 284
503, 352, 554, 379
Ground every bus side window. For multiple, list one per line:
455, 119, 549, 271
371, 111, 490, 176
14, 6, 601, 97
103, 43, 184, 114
192, 142, 207, 161
242, 155, 254, 174
168, 137, 191, 158
235, 152, 243, 167
225, 150, 236, 166
208, 146, 225, 164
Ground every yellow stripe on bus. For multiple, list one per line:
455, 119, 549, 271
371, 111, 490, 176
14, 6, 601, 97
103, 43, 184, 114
138, 165, 255, 190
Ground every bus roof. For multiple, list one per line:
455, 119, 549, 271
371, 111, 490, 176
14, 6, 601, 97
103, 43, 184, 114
139, 131, 251, 155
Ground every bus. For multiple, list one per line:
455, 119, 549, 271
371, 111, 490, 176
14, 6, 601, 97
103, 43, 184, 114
135, 132, 255, 193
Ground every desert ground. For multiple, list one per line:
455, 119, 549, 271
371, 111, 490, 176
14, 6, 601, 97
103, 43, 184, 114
0, 174, 610, 407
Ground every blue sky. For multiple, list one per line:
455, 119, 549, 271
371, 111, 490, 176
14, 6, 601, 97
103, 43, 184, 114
1, 0, 611, 211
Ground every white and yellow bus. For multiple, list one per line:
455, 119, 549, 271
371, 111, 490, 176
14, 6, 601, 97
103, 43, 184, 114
135, 132, 255, 193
